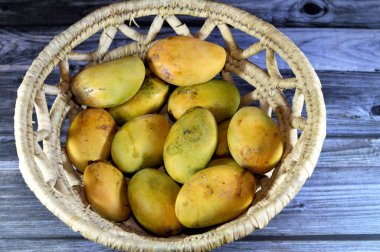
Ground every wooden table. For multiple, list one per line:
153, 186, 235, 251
1, 1, 380, 251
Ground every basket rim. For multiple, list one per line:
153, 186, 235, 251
14, 0, 326, 251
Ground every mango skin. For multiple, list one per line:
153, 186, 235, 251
66, 108, 117, 173
228, 106, 284, 174
71, 55, 145, 108
208, 158, 239, 168
175, 165, 255, 228
108, 74, 169, 125
128, 169, 183, 236
111, 114, 170, 173
147, 36, 226, 86
83, 161, 130, 222
168, 79, 240, 123
215, 119, 231, 157
164, 107, 217, 184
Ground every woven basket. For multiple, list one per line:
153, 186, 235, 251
14, 0, 326, 251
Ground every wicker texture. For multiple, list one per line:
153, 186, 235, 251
14, 0, 326, 251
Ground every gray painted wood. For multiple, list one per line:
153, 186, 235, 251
1, 161, 379, 238
1, 26, 380, 72
1, 0, 380, 28
1, 238, 380, 252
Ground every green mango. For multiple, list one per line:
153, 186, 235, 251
71, 55, 145, 108
168, 79, 240, 123
128, 169, 183, 236
111, 114, 170, 173
108, 74, 169, 125
164, 107, 217, 184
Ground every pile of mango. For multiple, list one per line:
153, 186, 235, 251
67, 36, 284, 237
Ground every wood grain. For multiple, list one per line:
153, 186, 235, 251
1, 238, 380, 252
1, 164, 379, 239
1, 26, 380, 72
0, 0, 380, 28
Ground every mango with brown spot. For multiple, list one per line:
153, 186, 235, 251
147, 36, 226, 86
111, 114, 170, 173
168, 79, 240, 123
128, 168, 183, 236
228, 106, 284, 174
108, 74, 169, 125
71, 55, 145, 108
83, 161, 130, 221
164, 107, 217, 184
66, 108, 117, 172
175, 165, 255, 228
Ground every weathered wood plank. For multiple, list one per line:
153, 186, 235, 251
1, 26, 380, 72
2, 69, 380, 142
1, 163, 379, 239
219, 240, 380, 252
0, 0, 379, 28
1, 238, 380, 252
0, 239, 112, 252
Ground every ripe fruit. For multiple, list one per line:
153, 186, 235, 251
71, 55, 145, 108
66, 108, 116, 172
175, 165, 255, 228
111, 114, 170, 173
147, 36, 226, 86
128, 169, 183, 236
228, 107, 284, 174
164, 107, 217, 184
83, 161, 130, 222
168, 79, 240, 123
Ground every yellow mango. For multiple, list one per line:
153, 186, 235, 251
175, 165, 255, 228
111, 114, 170, 173
66, 108, 116, 172
108, 74, 169, 125
208, 158, 239, 168
83, 161, 130, 222
164, 107, 217, 184
168, 79, 240, 123
71, 55, 145, 108
215, 119, 231, 157
128, 169, 183, 236
228, 106, 284, 174
147, 36, 226, 86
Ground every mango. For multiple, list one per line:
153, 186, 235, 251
215, 119, 231, 157
228, 106, 284, 174
128, 169, 183, 236
111, 114, 170, 173
108, 74, 169, 125
71, 55, 145, 108
208, 158, 239, 168
168, 79, 240, 123
83, 161, 130, 222
66, 108, 116, 173
175, 165, 255, 228
164, 107, 217, 184
147, 36, 226, 86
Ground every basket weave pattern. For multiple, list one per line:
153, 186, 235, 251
14, 0, 326, 251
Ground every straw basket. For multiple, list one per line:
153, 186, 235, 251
14, 0, 326, 251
